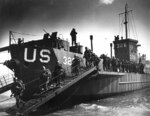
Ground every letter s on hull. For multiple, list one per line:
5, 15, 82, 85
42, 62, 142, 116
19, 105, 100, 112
24, 48, 37, 62
40, 49, 51, 63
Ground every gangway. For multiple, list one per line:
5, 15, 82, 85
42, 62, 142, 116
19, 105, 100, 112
17, 67, 96, 116
0, 74, 14, 94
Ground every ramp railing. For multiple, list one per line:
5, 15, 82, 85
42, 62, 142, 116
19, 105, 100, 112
20, 66, 96, 116
0, 74, 14, 94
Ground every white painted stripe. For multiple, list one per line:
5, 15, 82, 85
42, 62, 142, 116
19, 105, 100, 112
119, 81, 150, 84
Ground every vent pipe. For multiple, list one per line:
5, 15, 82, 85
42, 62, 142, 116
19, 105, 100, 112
90, 35, 93, 52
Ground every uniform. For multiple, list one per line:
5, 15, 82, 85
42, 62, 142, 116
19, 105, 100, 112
53, 62, 65, 87
11, 78, 25, 108
72, 55, 80, 76
40, 66, 52, 91
70, 28, 77, 46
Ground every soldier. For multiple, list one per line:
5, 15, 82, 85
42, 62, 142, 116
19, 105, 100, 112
88, 50, 92, 66
70, 28, 77, 46
83, 47, 90, 67
139, 63, 145, 74
111, 57, 115, 71
72, 55, 80, 76
11, 77, 25, 108
100, 54, 107, 71
40, 66, 52, 91
53, 61, 65, 87
116, 58, 120, 72
94, 55, 100, 70
106, 57, 111, 71
125, 60, 129, 73
122, 60, 125, 72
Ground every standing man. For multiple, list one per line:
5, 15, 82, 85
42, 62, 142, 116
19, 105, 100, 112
70, 28, 77, 46
84, 47, 91, 68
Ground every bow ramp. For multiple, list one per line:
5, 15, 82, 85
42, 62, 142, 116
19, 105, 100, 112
18, 67, 96, 116
0, 74, 14, 94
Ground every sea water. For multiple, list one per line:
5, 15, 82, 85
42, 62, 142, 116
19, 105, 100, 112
1, 88, 150, 116
48, 88, 150, 116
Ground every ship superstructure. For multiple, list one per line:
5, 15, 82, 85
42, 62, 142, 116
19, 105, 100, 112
113, 4, 139, 63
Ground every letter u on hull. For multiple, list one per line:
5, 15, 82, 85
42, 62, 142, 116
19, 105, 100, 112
24, 48, 37, 62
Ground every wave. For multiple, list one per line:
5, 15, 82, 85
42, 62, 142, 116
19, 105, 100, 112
74, 102, 150, 116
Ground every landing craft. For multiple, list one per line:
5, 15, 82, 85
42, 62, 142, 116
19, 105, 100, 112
0, 3, 150, 116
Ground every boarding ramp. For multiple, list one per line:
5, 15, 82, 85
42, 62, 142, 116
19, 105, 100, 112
0, 74, 14, 94
19, 67, 96, 116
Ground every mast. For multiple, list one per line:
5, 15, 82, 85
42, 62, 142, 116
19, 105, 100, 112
124, 3, 128, 39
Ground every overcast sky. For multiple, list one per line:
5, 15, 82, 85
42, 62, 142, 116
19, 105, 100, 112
0, 0, 150, 59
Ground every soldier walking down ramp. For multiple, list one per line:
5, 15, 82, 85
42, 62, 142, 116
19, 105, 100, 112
53, 61, 65, 87
70, 28, 77, 46
40, 66, 52, 91
72, 55, 80, 76
11, 77, 25, 109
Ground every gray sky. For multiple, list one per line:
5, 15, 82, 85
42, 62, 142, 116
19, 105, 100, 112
0, 0, 150, 59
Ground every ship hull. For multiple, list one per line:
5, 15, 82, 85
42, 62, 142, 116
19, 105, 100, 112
35, 72, 150, 114
74, 72, 150, 99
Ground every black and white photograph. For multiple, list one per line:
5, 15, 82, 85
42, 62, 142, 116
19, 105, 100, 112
0, 0, 150, 116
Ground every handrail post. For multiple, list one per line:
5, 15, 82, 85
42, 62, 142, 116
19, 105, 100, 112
0, 80, 3, 87
3, 76, 7, 86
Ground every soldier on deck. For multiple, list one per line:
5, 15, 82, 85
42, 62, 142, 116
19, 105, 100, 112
100, 54, 107, 71
94, 54, 100, 70
11, 77, 25, 108
70, 28, 77, 46
84, 47, 90, 67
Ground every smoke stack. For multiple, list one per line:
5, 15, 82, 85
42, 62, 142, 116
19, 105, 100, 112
110, 43, 112, 58
90, 35, 93, 52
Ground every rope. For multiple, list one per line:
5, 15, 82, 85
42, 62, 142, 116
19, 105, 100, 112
131, 11, 138, 41
25, 78, 39, 86
119, 15, 125, 37
11, 31, 42, 37
127, 13, 130, 38
0, 97, 14, 103
11, 32, 17, 44
128, 13, 133, 38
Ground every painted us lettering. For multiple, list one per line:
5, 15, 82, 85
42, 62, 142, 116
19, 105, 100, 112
24, 48, 51, 63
